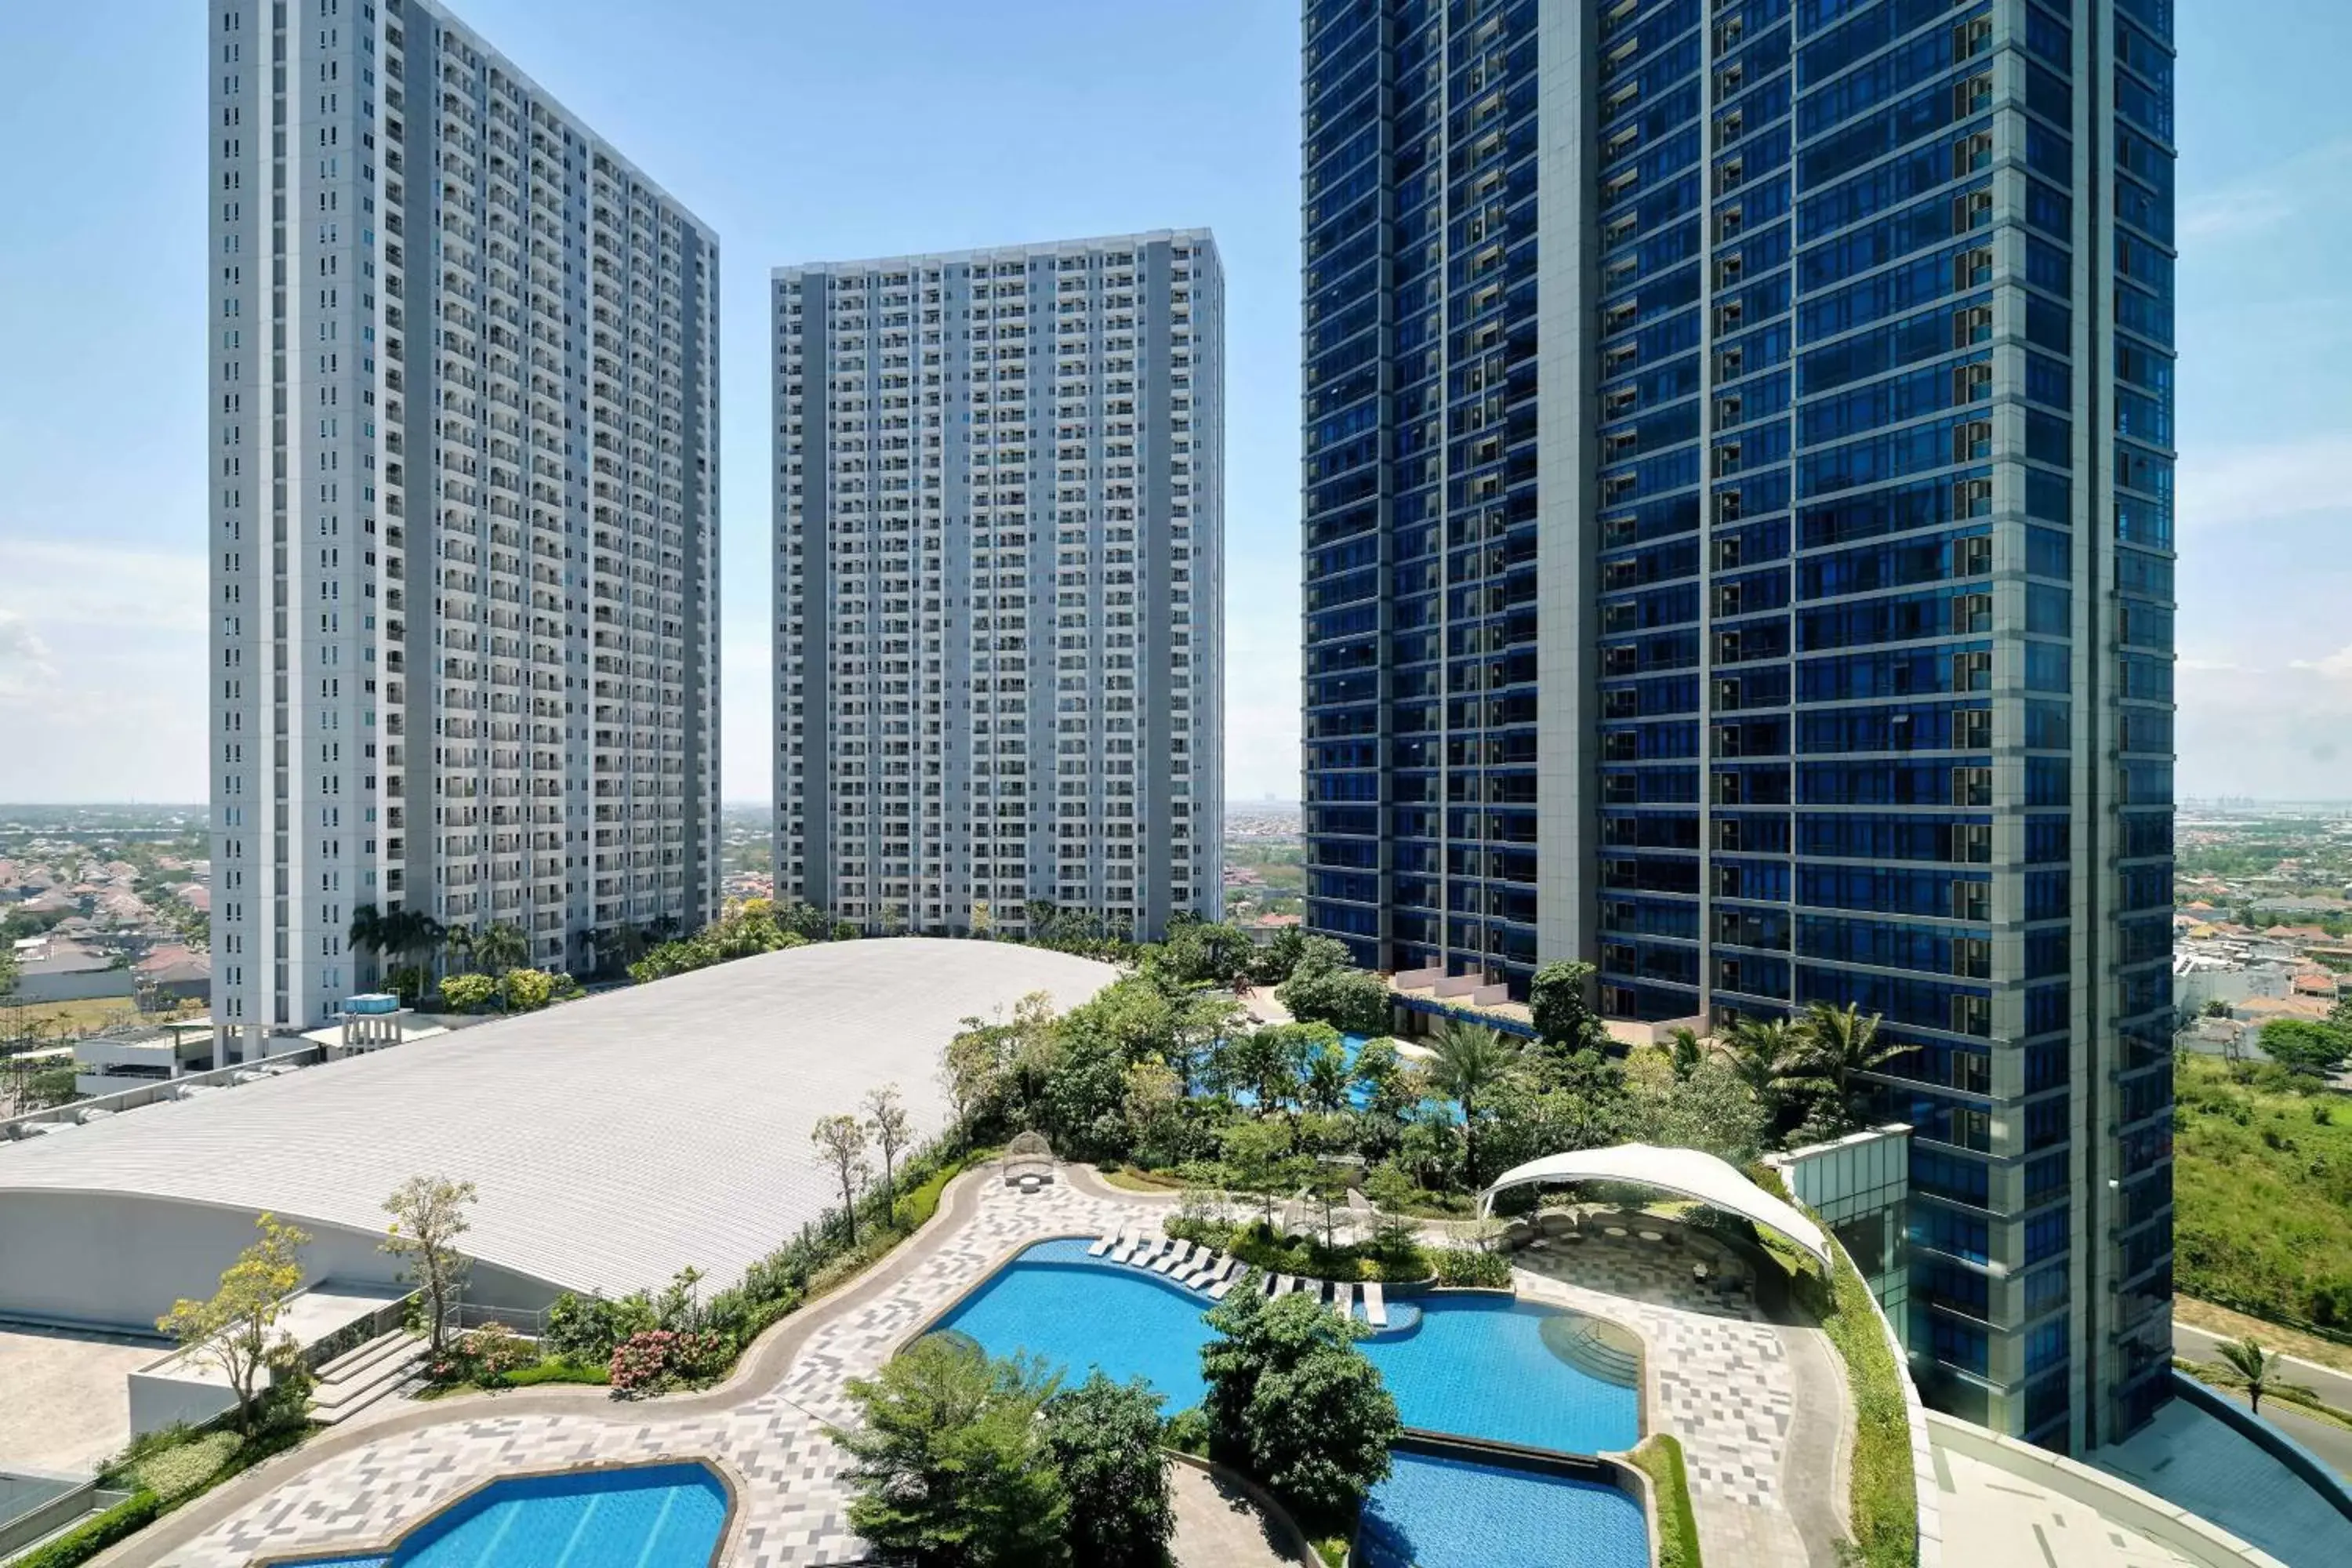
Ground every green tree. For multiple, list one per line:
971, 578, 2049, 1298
345, 904, 387, 985
830, 1336, 1070, 1567
1793, 1001, 1903, 1131
1363, 1160, 1421, 1255
813, 1113, 873, 1246
1301, 1036, 1352, 1115
1161, 920, 1255, 987
1277, 963, 1392, 1036
472, 920, 529, 975
1220, 1116, 1301, 1223
1725, 1015, 1803, 1105
1425, 1019, 1518, 1189
1044, 1373, 1175, 1568
1623, 1057, 1770, 1166
2212, 1336, 2313, 1416
156, 1213, 311, 1435
2259, 1019, 2351, 1078
943, 1014, 1011, 1146
1122, 1058, 1186, 1167
1199, 1287, 1400, 1527
1223, 1025, 1319, 1115
383, 1174, 477, 1354
864, 1083, 914, 1223
1668, 1026, 1704, 1081
1530, 960, 1607, 1054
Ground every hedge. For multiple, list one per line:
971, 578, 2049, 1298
11, 1491, 161, 1568
1630, 1434, 1702, 1568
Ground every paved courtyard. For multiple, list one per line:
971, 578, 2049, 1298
0, 1323, 161, 1475
122, 1171, 1821, 1568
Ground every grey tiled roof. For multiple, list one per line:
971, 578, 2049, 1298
0, 938, 1115, 1298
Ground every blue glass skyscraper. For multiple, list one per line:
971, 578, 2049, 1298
1301, 0, 2175, 1450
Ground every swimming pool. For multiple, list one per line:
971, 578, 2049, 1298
280, 1461, 729, 1568
928, 1239, 1640, 1455
1356, 1448, 1650, 1568
1205, 1033, 1463, 1120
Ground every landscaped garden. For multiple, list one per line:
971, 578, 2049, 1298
81, 908, 1926, 1568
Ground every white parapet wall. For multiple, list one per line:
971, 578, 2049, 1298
1927, 1410, 2287, 1567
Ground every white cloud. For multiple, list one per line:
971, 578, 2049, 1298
0, 539, 206, 633
2178, 434, 2352, 532
2180, 140, 2352, 241
0, 610, 56, 699
2178, 655, 2352, 798
0, 539, 209, 800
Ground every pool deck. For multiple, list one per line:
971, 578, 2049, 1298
96, 1165, 1824, 1568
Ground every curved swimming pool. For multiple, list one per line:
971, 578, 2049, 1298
1356, 1448, 1650, 1568
281, 1461, 729, 1568
927, 1237, 1640, 1454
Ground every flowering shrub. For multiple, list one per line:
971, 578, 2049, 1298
460, 1322, 533, 1386
608, 1329, 727, 1396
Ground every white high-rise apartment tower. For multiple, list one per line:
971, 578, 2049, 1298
772, 232, 1224, 942
209, 0, 719, 1049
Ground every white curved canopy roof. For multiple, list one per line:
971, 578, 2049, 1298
1479, 1142, 1832, 1271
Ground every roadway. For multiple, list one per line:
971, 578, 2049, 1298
2175, 1320, 2352, 1479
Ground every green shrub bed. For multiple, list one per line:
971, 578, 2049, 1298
1630, 1433, 1702, 1568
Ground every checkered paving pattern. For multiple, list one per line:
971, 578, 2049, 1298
174, 1182, 1811, 1566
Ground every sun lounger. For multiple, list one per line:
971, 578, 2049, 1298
1129, 1235, 1171, 1269
1270, 1273, 1293, 1297
1088, 1227, 1123, 1258
1181, 1251, 1226, 1288
1112, 1233, 1147, 1265
1333, 1280, 1354, 1318
1153, 1240, 1196, 1275
1363, 1281, 1388, 1328
1208, 1266, 1247, 1301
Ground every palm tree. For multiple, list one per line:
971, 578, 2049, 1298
442, 922, 478, 976
1794, 1001, 1903, 1130
1726, 1015, 1803, 1102
472, 920, 528, 975
1425, 1019, 1518, 1189
2214, 1336, 2313, 1416
347, 905, 388, 986
383, 908, 447, 984
1301, 1040, 1351, 1115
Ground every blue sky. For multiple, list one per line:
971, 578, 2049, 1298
0, 1, 2343, 804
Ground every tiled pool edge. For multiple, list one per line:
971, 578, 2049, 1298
245, 1456, 746, 1568
891, 1229, 1105, 1359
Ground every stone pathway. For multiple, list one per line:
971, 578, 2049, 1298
115, 1171, 1817, 1568
1514, 1238, 1827, 1568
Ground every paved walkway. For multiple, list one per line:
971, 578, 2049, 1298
1515, 1238, 1835, 1568
1170, 1461, 1307, 1567
101, 1167, 1820, 1568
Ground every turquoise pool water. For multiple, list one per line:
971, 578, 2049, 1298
931, 1237, 1215, 1409
1357, 1449, 1650, 1568
282, 1462, 728, 1568
1362, 1296, 1640, 1455
931, 1239, 1640, 1455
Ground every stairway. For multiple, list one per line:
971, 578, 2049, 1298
309, 1329, 426, 1425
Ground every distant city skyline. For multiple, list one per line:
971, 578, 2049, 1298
1, 0, 2349, 805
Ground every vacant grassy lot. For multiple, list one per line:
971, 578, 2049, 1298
2174, 1054, 2352, 1332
